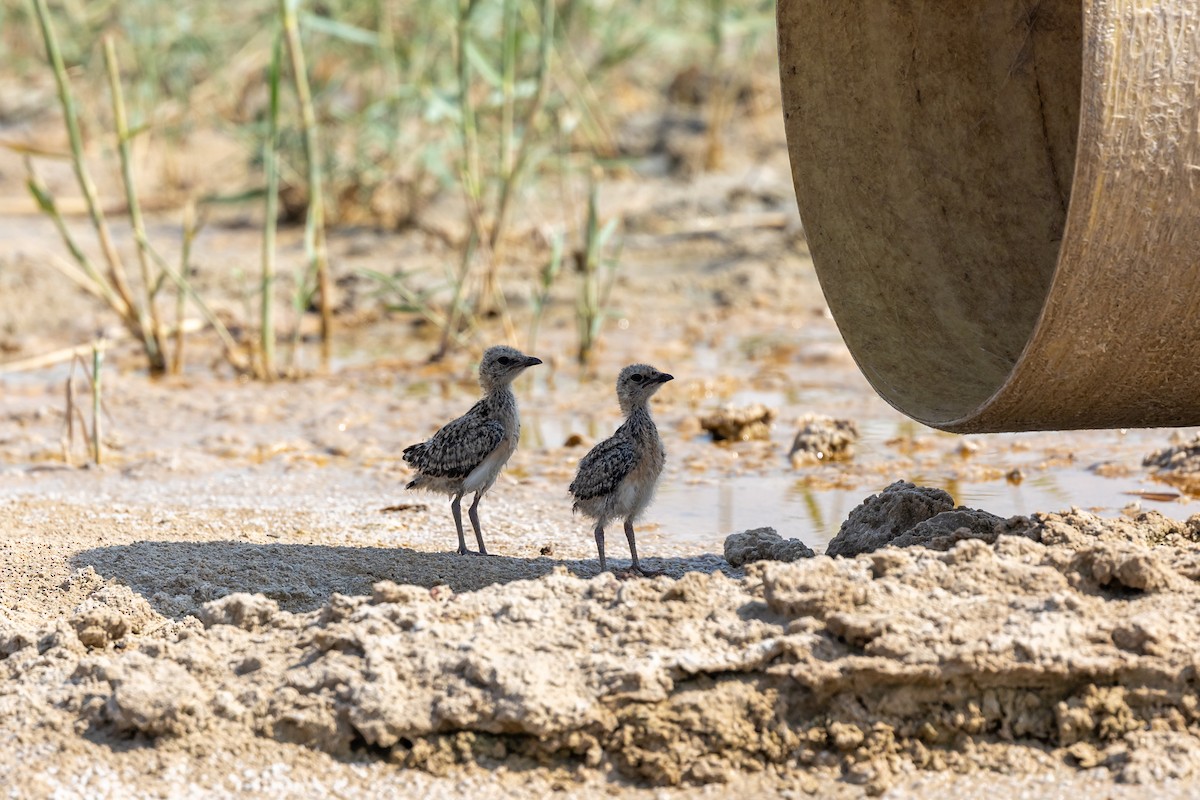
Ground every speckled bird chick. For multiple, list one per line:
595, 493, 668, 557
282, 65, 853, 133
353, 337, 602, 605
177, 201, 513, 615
403, 346, 542, 555
570, 364, 674, 574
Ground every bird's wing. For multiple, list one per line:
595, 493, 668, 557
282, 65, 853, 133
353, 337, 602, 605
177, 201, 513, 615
570, 436, 637, 500
404, 403, 505, 478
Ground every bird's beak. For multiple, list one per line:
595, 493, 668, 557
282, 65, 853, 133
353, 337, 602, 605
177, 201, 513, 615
655, 373, 674, 383
524, 356, 544, 367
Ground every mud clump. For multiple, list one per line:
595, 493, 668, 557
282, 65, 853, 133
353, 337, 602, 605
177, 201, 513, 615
78, 653, 211, 738
788, 414, 858, 464
699, 403, 774, 442
69, 608, 129, 649
199, 592, 284, 631
724, 527, 814, 566
825, 480, 1010, 557
1144, 434, 1200, 493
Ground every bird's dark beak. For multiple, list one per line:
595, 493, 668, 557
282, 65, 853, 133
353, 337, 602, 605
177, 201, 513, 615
655, 373, 674, 383
524, 356, 543, 367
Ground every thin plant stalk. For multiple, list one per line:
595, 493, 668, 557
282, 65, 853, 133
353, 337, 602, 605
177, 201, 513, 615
32, 0, 162, 371
527, 229, 564, 355
432, 0, 483, 362
704, 0, 729, 170
64, 356, 94, 466
480, 0, 555, 317
488, 0, 555, 258
172, 201, 198, 375
436, 228, 478, 360
261, 32, 283, 379
91, 340, 103, 466
113, 205, 244, 372
279, 0, 333, 367
103, 37, 166, 362
63, 370, 75, 464
455, 0, 482, 207
576, 172, 622, 366
24, 159, 125, 314
499, 0, 518, 177
577, 177, 600, 364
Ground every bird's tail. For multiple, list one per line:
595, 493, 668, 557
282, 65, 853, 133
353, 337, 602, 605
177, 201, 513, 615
402, 442, 424, 466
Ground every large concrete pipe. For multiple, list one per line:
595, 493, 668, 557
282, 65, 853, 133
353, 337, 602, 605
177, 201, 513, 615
777, 1, 1200, 432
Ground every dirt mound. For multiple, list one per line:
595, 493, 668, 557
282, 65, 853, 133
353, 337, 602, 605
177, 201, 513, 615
788, 413, 859, 464
6, 509, 1200, 794
826, 481, 1010, 557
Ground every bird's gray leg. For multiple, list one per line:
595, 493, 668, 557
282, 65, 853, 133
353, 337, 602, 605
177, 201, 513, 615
468, 492, 488, 555
624, 518, 640, 572
451, 493, 468, 555
625, 519, 661, 576
594, 523, 607, 572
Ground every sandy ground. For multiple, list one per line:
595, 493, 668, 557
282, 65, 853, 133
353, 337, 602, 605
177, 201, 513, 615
6, 92, 1200, 799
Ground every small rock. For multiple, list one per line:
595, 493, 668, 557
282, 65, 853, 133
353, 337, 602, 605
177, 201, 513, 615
1144, 435, 1200, 492
70, 608, 129, 649
724, 527, 815, 567
563, 433, 588, 448
371, 581, 429, 605
956, 439, 981, 458
788, 414, 859, 464
699, 403, 774, 442
198, 593, 280, 631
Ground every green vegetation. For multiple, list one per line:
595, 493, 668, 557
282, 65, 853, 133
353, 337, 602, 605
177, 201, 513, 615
1, 0, 776, 371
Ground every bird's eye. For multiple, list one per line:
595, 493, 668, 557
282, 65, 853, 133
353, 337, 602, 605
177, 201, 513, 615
630, 374, 644, 383
497, 356, 513, 366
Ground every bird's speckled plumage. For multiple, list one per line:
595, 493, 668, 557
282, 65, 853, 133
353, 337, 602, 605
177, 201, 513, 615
570, 364, 673, 573
403, 345, 541, 554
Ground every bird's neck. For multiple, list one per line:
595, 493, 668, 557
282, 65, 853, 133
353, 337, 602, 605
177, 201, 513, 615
484, 383, 516, 409
482, 379, 511, 398
623, 401, 653, 423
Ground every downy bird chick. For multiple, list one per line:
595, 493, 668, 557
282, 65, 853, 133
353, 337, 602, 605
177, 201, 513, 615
403, 345, 542, 555
570, 364, 674, 574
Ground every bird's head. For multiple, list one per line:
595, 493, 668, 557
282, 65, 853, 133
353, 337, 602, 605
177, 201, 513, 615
616, 363, 673, 414
479, 345, 542, 390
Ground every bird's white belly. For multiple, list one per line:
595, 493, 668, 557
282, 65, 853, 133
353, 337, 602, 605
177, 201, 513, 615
462, 436, 516, 494
615, 480, 639, 516
612, 471, 659, 521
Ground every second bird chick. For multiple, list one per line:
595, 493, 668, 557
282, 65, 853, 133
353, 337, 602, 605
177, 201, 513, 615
569, 364, 674, 575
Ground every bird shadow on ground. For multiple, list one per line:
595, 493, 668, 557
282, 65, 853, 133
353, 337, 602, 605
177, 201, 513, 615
70, 541, 734, 620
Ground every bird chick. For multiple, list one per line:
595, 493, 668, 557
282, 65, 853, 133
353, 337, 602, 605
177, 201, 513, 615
403, 345, 542, 555
569, 364, 674, 575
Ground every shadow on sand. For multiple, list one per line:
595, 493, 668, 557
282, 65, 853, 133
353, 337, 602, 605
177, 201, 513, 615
70, 541, 732, 619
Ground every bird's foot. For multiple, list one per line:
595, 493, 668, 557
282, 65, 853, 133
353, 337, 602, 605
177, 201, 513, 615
457, 549, 494, 557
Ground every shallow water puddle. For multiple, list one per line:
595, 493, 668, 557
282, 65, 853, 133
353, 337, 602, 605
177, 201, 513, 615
653, 465, 1200, 554
649, 420, 1200, 554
